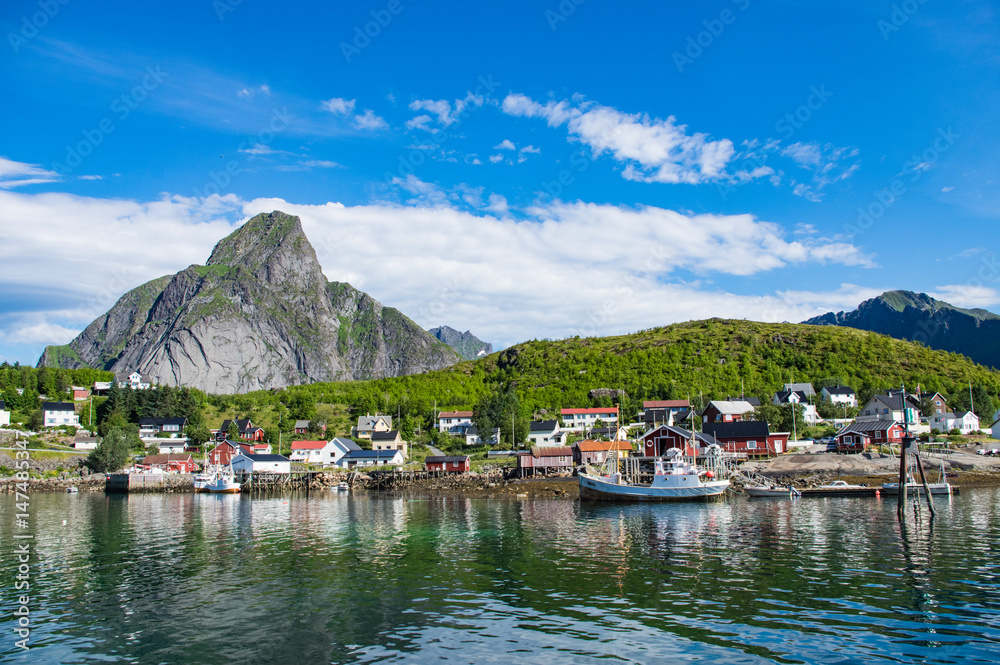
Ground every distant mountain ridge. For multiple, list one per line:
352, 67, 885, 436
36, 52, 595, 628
428, 326, 493, 361
802, 290, 1000, 369
38, 211, 460, 393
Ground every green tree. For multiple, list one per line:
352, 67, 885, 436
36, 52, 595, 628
186, 423, 211, 446
27, 409, 43, 431
85, 428, 132, 473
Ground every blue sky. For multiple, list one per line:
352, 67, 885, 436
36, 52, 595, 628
1, 0, 999, 365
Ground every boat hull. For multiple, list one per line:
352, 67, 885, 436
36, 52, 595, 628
881, 483, 953, 496
799, 487, 879, 497
745, 487, 794, 498
579, 474, 729, 502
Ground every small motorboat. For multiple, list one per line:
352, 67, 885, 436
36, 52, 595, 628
66, 486, 79, 494
336, 482, 350, 491
799, 480, 878, 497
745, 485, 801, 498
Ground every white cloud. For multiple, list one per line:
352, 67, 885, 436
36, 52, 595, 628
494, 139, 516, 150
489, 154, 504, 163
320, 97, 357, 115
783, 142, 860, 202
408, 92, 484, 129
301, 160, 342, 169
941, 186, 955, 192
0, 188, 877, 362
929, 285, 1000, 309
405, 115, 433, 131
501, 93, 735, 184
0, 321, 80, 346
353, 109, 388, 130
239, 143, 276, 156
0, 157, 60, 189
781, 142, 823, 166
520, 145, 541, 154
78, 175, 103, 181
237, 84, 271, 100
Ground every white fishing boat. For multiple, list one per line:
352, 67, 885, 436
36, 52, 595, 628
579, 447, 729, 502
193, 470, 215, 492
204, 464, 241, 494
336, 482, 350, 491
881, 459, 955, 496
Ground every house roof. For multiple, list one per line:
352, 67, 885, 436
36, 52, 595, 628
356, 415, 392, 429
642, 400, 689, 409
371, 430, 401, 441
531, 446, 574, 457
426, 456, 470, 464
643, 424, 718, 446
733, 396, 762, 406
291, 440, 328, 450
219, 419, 253, 432
867, 394, 918, 411
344, 449, 402, 460
783, 382, 815, 396
331, 437, 362, 452
294, 420, 311, 429
0, 401, 5, 410
822, 385, 856, 395
574, 440, 633, 452
439, 411, 473, 418
706, 400, 755, 415
836, 419, 902, 435
42, 401, 75, 411
703, 420, 770, 439
773, 390, 807, 404
529, 419, 559, 432
141, 454, 193, 464
236, 454, 289, 462
561, 407, 618, 415
138, 416, 187, 427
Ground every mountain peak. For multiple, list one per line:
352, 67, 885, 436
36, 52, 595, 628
872, 290, 937, 313
429, 325, 493, 361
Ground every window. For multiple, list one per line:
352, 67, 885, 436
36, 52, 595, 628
747, 441, 757, 449
558, 456, 567, 463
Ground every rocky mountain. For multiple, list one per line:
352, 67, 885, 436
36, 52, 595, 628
428, 326, 493, 361
38, 211, 461, 393
802, 290, 1000, 369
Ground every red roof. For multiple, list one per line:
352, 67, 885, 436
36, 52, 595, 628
561, 407, 619, 415
575, 440, 634, 452
643, 400, 689, 409
291, 440, 327, 450
439, 411, 473, 418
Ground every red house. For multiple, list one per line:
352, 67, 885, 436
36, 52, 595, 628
834, 420, 904, 454
138, 454, 196, 473
213, 419, 265, 442
208, 440, 241, 465
642, 425, 717, 458
425, 455, 471, 473
701, 400, 756, 424
702, 421, 788, 458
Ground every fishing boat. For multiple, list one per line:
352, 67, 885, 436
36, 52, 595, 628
193, 469, 215, 492
203, 464, 241, 494
579, 447, 729, 502
799, 480, 878, 497
881, 458, 955, 496
745, 485, 801, 498
66, 486, 79, 494
336, 481, 350, 491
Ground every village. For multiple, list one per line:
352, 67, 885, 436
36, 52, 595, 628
5, 372, 1000, 489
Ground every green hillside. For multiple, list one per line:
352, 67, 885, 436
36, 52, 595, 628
260, 319, 1000, 424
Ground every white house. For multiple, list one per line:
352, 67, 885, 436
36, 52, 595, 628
231, 453, 291, 474
42, 402, 79, 428
772, 390, 820, 425
115, 371, 152, 390
289, 437, 360, 466
561, 407, 619, 432
820, 386, 857, 408
856, 394, 919, 424
782, 382, 815, 398
464, 426, 500, 446
138, 417, 187, 439
527, 420, 561, 446
438, 410, 474, 434
72, 434, 98, 450
0, 401, 10, 427
929, 411, 981, 434
157, 441, 187, 454
337, 449, 405, 468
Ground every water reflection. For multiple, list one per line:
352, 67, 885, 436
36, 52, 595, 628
1, 490, 999, 664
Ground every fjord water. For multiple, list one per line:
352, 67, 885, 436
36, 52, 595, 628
2, 491, 999, 664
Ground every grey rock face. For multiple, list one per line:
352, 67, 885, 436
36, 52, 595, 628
428, 325, 493, 361
39, 211, 460, 393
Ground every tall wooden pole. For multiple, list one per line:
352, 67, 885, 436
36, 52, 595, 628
914, 452, 936, 517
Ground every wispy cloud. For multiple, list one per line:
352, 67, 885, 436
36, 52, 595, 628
0, 157, 61, 188
320, 97, 356, 115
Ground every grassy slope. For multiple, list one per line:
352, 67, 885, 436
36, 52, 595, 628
270, 319, 1000, 418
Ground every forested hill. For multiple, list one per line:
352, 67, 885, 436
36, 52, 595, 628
271, 319, 1000, 422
